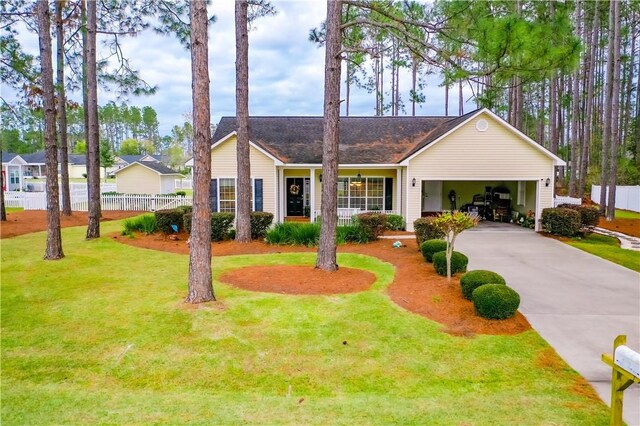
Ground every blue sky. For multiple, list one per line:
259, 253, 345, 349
7, 0, 474, 136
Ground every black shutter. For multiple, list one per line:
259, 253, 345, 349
384, 177, 393, 211
210, 179, 218, 212
254, 178, 263, 212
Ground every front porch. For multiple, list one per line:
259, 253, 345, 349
277, 165, 404, 226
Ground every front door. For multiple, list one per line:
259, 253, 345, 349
421, 180, 442, 212
286, 177, 304, 216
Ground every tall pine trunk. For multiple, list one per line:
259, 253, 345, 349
235, 0, 251, 243
85, 0, 100, 238
579, 0, 599, 198
56, 0, 71, 216
37, 0, 64, 260
568, 0, 582, 197
599, 0, 616, 215
606, 0, 621, 221
316, 0, 342, 272
186, 0, 214, 303
1, 147, 6, 221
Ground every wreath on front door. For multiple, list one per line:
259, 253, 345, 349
289, 184, 301, 195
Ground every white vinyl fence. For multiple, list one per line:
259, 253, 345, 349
5, 191, 192, 212
591, 185, 640, 212
554, 196, 582, 207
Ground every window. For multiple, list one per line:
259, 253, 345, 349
210, 178, 263, 213
336, 177, 384, 211
219, 178, 236, 213
9, 170, 19, 184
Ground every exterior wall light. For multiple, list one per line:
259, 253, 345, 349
319, 174, 322, 182
412, 178, 417, 187
545, 178, 550, 187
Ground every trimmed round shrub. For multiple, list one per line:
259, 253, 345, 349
541, 207, 580, 236
183, 212, 235, 241
432, 250, 468, 276
250, 211, 274, 239
356, 213, 387, 240
420, 239, 447, 262
413, 217, 445, 246
386, 214, 406, 231
472, 284, 520, 320
155, 208, 184, 234
557, 204, 600, 229
460, 270, 506, 300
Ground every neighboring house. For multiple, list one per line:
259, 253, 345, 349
208, 108, 565, 232
1, 151, 115, 190
114, 161, 184, 194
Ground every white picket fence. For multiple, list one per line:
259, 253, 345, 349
591, 185, 640, 212
554, 196, 582, 207
5, 191, 192, 212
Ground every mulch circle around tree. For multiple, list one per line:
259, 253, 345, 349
116, 232, 531, 336
220, 265, 376, 295
1, 210, 142, 239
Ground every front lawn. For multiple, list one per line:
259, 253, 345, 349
567, 233, 640, 272
615, 209, 640, 219
1, 221, 609, 424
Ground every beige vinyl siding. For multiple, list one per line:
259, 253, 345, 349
406, 112, 556, 229
211, 135, 276, 215
116, 164, 161, 194
313, 168, 400, 214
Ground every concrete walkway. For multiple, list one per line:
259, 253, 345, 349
594, 227, 640, 251
457, 222, 640, 425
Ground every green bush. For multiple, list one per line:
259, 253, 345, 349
337, 224, 372, 244
176, 205, 192, 215
460, 270, 507, 300
558, 204, 600, 229
122, 214, 158, 236
176, 190, 187, 197
432, 251, 468, 276
541, 208, 581, 236
266, 222, 320, 246
155, 209, 185, 234
414, 217, 445, 246
420, 239, 447, 262
472, 284, 521, 320
386, 214, 405, 231
250, 212, 274, 239
210, 212, 235, 241
356, 213, 387, 240
183, 212, 235, 241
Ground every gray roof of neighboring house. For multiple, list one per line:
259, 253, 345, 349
118, 154, 164, 165
2, 152, 19, 163
114, 161, 183, 176
210, 111, 481, 164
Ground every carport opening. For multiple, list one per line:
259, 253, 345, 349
420, 180, 537, 226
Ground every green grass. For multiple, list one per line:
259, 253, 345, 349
5, 207, 24, 213
1, 221, 610, 424
615, 209, 640, 219
567, 233, 640, 272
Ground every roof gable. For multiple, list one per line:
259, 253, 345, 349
114, 161, 183, 176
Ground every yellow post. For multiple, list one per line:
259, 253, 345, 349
601, 335, 640, 426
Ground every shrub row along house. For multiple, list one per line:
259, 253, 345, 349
195, 108, 564, 232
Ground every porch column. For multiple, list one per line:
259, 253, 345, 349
396, 167, 401, 216
535, 179, 541, 232
278, 167, 284, 222
19, 164, 24, 190
38, 164, 42, 177
309, 168, 315, 220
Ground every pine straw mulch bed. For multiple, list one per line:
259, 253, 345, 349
114, 231, 531, 336
597, 217, 640, 238
1, 210, 142, 239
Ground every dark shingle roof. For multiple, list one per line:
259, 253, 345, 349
2, 152, 18, 163
211, 111, 481, 164
115, 161, 182, 176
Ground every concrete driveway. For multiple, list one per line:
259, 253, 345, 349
457, 222, 640, 425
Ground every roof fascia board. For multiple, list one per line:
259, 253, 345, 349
279, 163, 402, 168
114, 161, 182, 176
